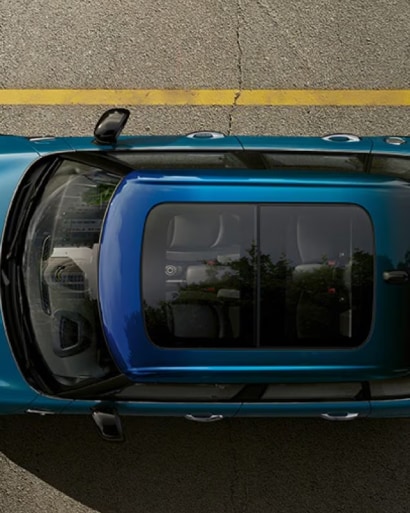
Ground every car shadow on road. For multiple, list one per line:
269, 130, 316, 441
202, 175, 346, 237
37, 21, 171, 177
1, 415, 410, 513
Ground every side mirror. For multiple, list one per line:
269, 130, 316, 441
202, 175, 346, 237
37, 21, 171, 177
93, 108, 130, 145
92, 407, 124, 442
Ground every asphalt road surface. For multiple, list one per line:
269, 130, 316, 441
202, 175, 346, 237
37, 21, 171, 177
0, 1, 409, 512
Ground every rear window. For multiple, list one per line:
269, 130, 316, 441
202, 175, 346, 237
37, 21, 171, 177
371, 156, 410, 181
142, 203, 374, 349
111, 151, 367, 173
262, 153, 365, 172
109, 151, 246, 169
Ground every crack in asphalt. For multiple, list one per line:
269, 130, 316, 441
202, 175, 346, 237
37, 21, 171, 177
228, 0, 244, 135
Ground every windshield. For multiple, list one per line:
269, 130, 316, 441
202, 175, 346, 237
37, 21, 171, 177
22, 159, 121, 387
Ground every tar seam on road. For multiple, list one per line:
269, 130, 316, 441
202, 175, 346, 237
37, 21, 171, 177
0, 89, 408, 106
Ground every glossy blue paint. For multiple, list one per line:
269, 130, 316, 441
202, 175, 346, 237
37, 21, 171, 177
238, 135, 373, 153
63, 134, 243, 152
238, 400, 370, 417
371, 136, 410, 157
99, 167, 410, 384
370, 399, 410, 418
50, 397, 240, 417
27, 136, 73, 155
63, 398, 371, 419
0, 131, 409, 423
0, 137, 41, 412
115, 401, 241, 417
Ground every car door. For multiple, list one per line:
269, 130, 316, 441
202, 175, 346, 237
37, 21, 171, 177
237, 134, 373, 154
57, 383, 242, 420
237, 382, 371, 420
113, 383, 241, 420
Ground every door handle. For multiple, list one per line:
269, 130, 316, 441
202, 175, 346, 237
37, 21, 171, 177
185, 414, 224, 423
26, 409, 56, 416
383, 270, 408, 284
321, 412, 360, 421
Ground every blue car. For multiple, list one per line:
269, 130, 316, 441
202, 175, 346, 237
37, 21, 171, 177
0, 109, 409, 440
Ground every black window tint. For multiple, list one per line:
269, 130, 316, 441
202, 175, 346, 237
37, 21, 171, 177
371, 156, 410, 180
109, 151, 246, 170
262, 153, 365, 173
143, 204, 374, 349
259, 205, 373, 347
143, 204, 257, 347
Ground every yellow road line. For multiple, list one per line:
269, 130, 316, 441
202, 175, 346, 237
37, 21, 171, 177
0, 89, 408, 106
